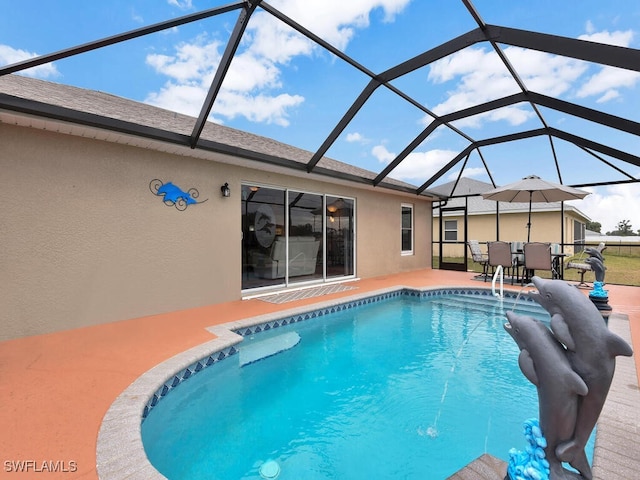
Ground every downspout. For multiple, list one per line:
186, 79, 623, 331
561, 201, 565, 253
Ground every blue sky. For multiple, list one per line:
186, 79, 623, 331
1, 0, 640, 233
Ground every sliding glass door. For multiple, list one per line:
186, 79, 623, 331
326, 196, 354, 278
241, 184, 355, 291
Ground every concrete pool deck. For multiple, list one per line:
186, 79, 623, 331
1, 269, 638, 479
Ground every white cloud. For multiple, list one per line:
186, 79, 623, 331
145, 1, 411, 126
577, 66, 640, 102
245, 13, 315, 64
372, 144, 459, 181
425, 25, 639, 126
270, 0, 411, 50
569, 182, 640, 234
446, 167, 485, 181
346, 132, 368, 143
145, 82, 209, 118
426, 46, 587, 127
131, 8, 144, 24
0, 45, 59, 79
579, 29, 634, 48
371, 144, 396, 163
146, 39, 223, 84
213, 91, 305, 125
575, 28, 640, 102
145, 37, 304, 125
506, 47, 588, 95
167, 0, 193, 9
595, 89, 620, 103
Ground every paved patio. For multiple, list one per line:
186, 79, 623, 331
1, 269, 638, 479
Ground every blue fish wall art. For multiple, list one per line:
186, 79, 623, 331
149, 179, 208, 211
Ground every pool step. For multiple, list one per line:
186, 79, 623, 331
239, 331, 301, 367
429, 295, 549, 320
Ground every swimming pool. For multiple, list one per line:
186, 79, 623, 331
141, 289, 582, 479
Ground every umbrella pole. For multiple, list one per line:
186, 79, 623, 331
527, 191, 532, 242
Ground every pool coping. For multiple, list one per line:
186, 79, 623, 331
96, 285, 639, 479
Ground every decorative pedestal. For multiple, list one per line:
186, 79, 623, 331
589, 281, 612, 321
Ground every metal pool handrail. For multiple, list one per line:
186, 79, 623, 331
492, 265, 504, 299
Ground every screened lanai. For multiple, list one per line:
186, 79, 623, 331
1, 0, 639, 197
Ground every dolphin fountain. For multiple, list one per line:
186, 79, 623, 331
504, 311, 588, 479
505, 276, 633, 480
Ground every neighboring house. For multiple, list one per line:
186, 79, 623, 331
0, 75, 440, 340
586, 230, 640, 243
585, 230, 640, 256
430, 177, 591, 258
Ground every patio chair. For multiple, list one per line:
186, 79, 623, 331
523, 242, 558, 282
510, 241, 525, 284
487, 241, 516, 284
467, 240, 489, 279
566, 242, 606, 288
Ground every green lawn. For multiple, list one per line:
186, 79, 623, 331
562, 252, 640, 286
434, 251, 640, 286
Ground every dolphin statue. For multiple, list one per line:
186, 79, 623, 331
584, 257, 606, 283
504, 311, 589, 480
528, 276, 633, 478
583, 247, 604, 263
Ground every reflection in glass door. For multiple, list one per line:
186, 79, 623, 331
241, 185, 286, 290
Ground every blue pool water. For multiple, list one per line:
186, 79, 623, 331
142, 293, 592, 479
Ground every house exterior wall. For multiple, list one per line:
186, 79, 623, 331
1, 124, 432, 340
433, 210, 585, 258
357, 192, 431, 276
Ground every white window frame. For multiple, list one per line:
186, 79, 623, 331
401, 203, 414, 255
444, 219, 458, 242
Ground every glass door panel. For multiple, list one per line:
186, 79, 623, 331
241, 185, 286, 290
288, 191, 323, 283
326, 196, 354, 278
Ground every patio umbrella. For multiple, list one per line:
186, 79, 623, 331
481, 175, 590, 242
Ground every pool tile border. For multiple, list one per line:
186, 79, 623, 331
98, 285, 618, 480
232, 287, 537, 338
142, 345, 238, 420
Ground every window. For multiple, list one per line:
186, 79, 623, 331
444, 220, 458, 241
401, 204, 413, 254
574, 220, 585, 253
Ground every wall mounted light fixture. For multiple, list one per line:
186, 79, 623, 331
220, 183, 230, 197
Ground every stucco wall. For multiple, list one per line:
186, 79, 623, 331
1, 124, 432, 340
357, 192, 432, 277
